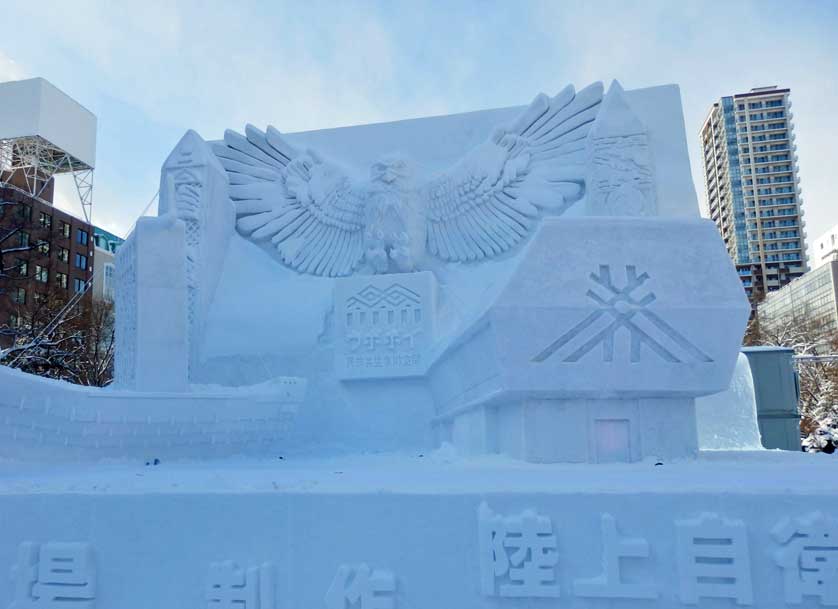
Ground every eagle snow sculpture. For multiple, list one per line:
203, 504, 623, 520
213, 83, 603, 276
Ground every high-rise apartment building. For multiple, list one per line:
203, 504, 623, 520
700, 86, 807, 308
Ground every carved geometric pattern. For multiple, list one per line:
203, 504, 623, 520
532, 265, 712, 364
347, 284, 421, 310
114, 237, 138, 386
171, 165, 204, 382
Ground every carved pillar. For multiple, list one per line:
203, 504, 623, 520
586, 81, 658, 216
157, 130, 233, 380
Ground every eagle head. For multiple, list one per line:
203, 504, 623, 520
370, 154, 411, 186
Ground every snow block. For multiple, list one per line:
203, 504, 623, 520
430, 216, 749, 463
696, 352, 763, 450
0, 454, 835, 609
0, 365, 306, 460
114, 215, 189, 392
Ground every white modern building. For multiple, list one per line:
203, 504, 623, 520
700, 86, 807, 307
811, 222, 838, 270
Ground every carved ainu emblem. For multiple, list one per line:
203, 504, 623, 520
532, 265, 712, 364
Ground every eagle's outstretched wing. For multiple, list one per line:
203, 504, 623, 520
422, 83, 603, 262
212, 125, 366, 277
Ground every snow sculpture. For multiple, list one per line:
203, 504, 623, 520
158, 130, 234, 379
325, 564, 397, 609
335, 271, 436, 379
676, 513, 753, 605
11, 542, 96, 609
213, 83, 604, 276
586, 81, 657, 216
206, 561, 275, 609
478, 503, 560, 598
773, 511, 838, 605
2, 78, 833, 609
574, 514, 657, 599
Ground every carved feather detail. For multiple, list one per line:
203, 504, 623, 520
422, 82, 604, 262
213, 82, 604, 275
212, 126, 366, 277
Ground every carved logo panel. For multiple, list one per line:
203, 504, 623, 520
334, 272, 436, 380
533, 265, 712, 364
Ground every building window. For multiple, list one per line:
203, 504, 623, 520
18, 231, 30, 248
57, 247, 69, 263
61, 221, 71, 238
16, 258, 28, 276
11, 287, 26, 305
37, 240, 50, 255
73, 277, 86, 294
74, 253, 87, 270
39, 212, 52, 229
76, 229, 88, 245
16, 204, 32, 222
55, 272, 68, 289
34, 265, 48, 283
9, 312, 20, 328
103, 263, 115, 301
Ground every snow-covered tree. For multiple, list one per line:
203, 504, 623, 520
0, 291, 115, 387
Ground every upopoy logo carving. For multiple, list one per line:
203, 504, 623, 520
532, 265, 712, 364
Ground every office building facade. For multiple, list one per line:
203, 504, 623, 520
757, 260, 838, 337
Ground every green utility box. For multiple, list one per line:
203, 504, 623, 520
742, 346, 801, 451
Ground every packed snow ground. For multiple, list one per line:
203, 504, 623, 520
0, 449, 831, 496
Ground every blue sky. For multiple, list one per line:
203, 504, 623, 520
2, 0, 837, 249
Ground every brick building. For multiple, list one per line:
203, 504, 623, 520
0, 172, 94, 348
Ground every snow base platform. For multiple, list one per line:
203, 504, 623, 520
0, 451, 836, 609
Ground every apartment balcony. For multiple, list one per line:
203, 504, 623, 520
762, 234, 800, 241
